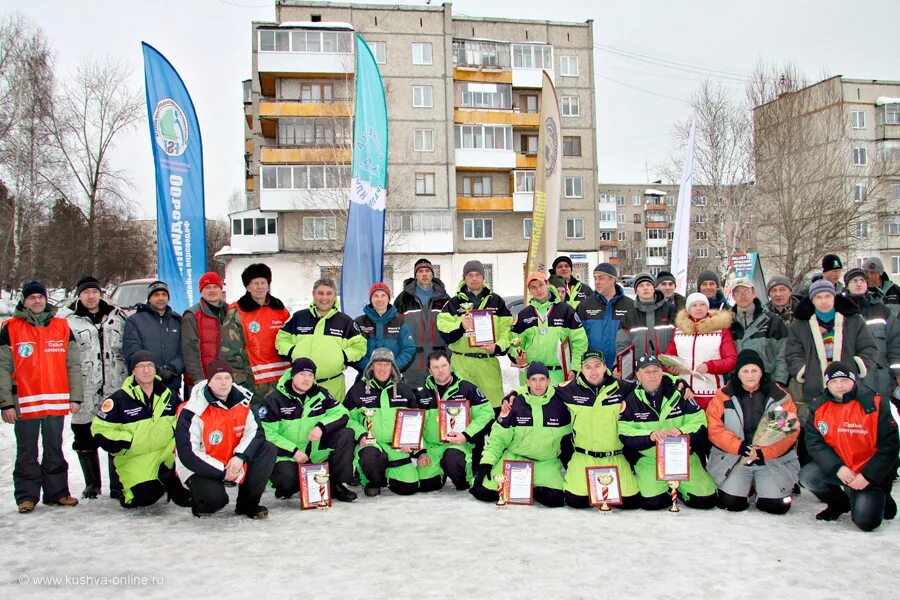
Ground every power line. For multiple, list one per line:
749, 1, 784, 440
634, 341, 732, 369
596, 73, 691, 105
596, 43, 752, 80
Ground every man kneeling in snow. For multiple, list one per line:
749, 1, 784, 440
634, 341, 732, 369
175, 360, 276, 519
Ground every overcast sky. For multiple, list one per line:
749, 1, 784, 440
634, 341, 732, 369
2, 0, 898, 219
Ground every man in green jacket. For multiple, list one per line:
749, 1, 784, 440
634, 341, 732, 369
619, 355, 717, 509
470, 362, 573, 507
416, 350, 494, 492
92, 350, 191, 508
437, 261, 512, 408
555, 349, 641, 509
344, 349, 420, 496
255, 357, 357, 503
510, 272, 588, 385
550, 256, 589, 308
276, 278, 367, 403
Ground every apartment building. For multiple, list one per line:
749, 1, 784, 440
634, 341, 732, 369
219, 1, 599, 305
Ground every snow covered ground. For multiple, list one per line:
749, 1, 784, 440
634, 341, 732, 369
0, 367, 897, 599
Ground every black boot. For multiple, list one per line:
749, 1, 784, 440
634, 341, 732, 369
165, 469, 192, 508
77, 451, 102, 499
331, 482, 358, 503
108, 455, 124, 501
816, 505, 848, 521
884, 494, 897, 521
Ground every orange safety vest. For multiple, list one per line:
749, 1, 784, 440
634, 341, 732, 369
201, 400, 250, 484
814, 397, 881, 474
8, 317, 72, 419
233, 303, 290, 384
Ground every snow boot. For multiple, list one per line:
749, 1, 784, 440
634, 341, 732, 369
331, 483, 358, 503
108, 455, 124, 501
816, 505, 848, 521
17, 500, 35, 514
236, 504, 268, 520
884, 494, 897, 521
77, 450, 102, 499
165, 470, 192, 508
45, 495, 79, 507
364, 485, 381, 497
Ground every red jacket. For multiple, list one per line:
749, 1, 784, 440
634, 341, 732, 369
665, 309, 737, 408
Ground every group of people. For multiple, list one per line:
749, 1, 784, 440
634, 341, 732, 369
1, 252, 897, 531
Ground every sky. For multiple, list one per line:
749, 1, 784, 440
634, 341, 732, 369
2, 0, 898, 219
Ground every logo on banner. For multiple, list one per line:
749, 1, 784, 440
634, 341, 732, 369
350, 127, 386, 210
17, 343, 34, 358
543, 117, 559, 178
153, 98, 189, 157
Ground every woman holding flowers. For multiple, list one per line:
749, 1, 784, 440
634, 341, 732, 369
706, 349, 801, 514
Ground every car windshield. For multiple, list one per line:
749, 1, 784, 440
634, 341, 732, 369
112, 283, 149, 308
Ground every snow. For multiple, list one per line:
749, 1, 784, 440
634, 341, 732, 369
644, 188, 668, 196
0, 365, 897, 598
875, 97, 900, 106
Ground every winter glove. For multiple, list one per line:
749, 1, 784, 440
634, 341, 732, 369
158, 365, 177, 384
473, 463, 492, 485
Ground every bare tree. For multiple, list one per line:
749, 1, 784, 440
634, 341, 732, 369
206, 218, 230, 277
44, 56, 143, 275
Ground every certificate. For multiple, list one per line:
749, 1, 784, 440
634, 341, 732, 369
585, 466, 623, 507
656, 435, 691, 481
616, 344, 636, 381
438, 399, 470, 442
468, 309, 496, 347
299, 463, 331, 510
391, 409, 425, 451
503, 460, 534, 505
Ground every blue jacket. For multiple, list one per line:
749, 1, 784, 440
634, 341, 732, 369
576, 284, 634, 368
354, 304, 416, 373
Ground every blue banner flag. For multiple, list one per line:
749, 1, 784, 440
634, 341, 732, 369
142, 42, 207, 313
340, 35, 388, 317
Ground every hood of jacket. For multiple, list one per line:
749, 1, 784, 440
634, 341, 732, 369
793, 294, 859, 321
674, 307, 734, 335
12, 302, 56, 327
634, 289, 667, 313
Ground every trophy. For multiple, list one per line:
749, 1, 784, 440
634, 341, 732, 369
668, 480, 680, 513
363, 408, 376, 443
313, 471, 330, 509
596, 472, 615, 513
459, 302, 475, 339
509, 337, 527, 368
446, 405, 463, 433
493, 473, 508, 507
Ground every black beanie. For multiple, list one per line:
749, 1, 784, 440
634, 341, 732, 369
129, 350, 156, 371
21, 280, 48, 299
656, 271, 676, 285
241, 263, 272, 287
551, 256, 573, 273
75, 276, 102, 296
526, 362, 550, 378
291, 357, 316, 377
734, 349, 765, 375
696, 271, 719, 288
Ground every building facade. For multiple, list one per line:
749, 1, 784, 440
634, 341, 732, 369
220, 1, 599, 307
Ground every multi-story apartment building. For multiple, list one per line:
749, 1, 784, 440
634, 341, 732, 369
220, 1, 599, 306
753, 76, 900, 280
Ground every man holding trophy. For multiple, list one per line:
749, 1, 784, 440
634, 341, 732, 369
437, 261, 512, 410
618, 355, 717, 510
415, 350, 494, 492
255, 358, 358, 504
509, 272, 587, 385
554, 349, 641, 509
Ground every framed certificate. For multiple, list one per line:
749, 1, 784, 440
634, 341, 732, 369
502, 460, 534, 505
299, 463, 331, 510
467, 309, 496, 347
585, 466, 623, 507
616, 344, 636, 381
391, 409, 425, 451
438, 399, 470, 442
656, 435, 691, 481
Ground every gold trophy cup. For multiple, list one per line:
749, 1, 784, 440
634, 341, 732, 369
493, 473, 508, 507
313, 471, 330, 508
445, 405, 463, 439
509, 337, 527, 368
596, 473, 615, 513
363, 408, 376, 443
668, 480, 680, 513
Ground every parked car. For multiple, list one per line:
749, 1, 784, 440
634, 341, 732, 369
110, 278, 156, 311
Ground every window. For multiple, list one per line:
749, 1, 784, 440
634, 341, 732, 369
515, 170, 535, 192
482, 264, 495, 289
459, 82, 512, 109
696, 248, 709, 258
452, 40, 508, 69
693, 214, 708, 223
599, 231, 614, 241
632, 195, 640, 206
649, 267, 661, 277
230, 216, 276, 237
617, 231, 626, 242
561, 96, 580, 117
267, 218, 277, 234
647, 229, 667, 240
415, 172, 435, 195
563, 136, 582, 156
412, 85, 433, 108
386, 211, 452, 232
560, 55, 579, 77
853, 147, 867, 166
666, 196, 675, 206
599, 211, 616, 223
259, 29, 352, 54
370, 41, 386, 64
232, 219, 242, 235
521, 134, 539, 154
293, 82, 334, 103
566, 218, 584, 239
633, 231, 642, 242
633, 213, 641, 224
888, 218, 900, 236
851, 110, 866, 129
454, 125, 514, 150
260, 165, 350, 190
303, 216, 337, 240
277, 117, 351, 147
521, 94, 539, 113
411, 42, 433, 65
893, 256, 900, 275
853, 183, 867, 202
512, 44, 552, 69
463, 218, 493, 240
564, 176, 583, 198
617, 214, 626, 223
259, 29, 289, 52
884, 103, 900, 125
694, 195, 707, 207
648, 247, 667, 258
634, 250, 643, 259
616, 195, 625, 206
696, 231, 708, 240
884, 141, 900, 163
462, 176, 492, 197
855, 222, 869, 238
523, 218, 532, 239
713, 197, 726, 207
414, 129, 435, 151
894, 184, 900, 200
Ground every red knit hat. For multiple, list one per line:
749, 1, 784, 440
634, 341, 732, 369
199, 272, 223, 292
369, 282, 391, 299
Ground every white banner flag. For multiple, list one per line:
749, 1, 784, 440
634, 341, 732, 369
670, 120, 696, 296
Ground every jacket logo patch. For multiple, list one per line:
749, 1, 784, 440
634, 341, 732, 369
817, 421, 828, 435
17, 343, 34, 358
515, 417, 532, 426
248, 321, 261, 333
100, 399, 114, 413
208, 430, 223, 445
297, 326, 314, 334
328, 328, 344, 336
257, 406, 268, 419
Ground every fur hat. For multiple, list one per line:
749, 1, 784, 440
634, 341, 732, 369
241, 263, 272, 287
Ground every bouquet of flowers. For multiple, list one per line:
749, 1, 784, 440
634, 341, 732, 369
744, 405, 799, 465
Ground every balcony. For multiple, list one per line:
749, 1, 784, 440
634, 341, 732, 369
260, 188, 348, 212
245, 177, 254, 192
260, 99, 352, 119
647, 256, 667, 267
257, 28, 354, 77
456, 196, 513, 212
511, 44, 554, 88
598, 239, 618, 248
645, 204, 668, 211
455, 148, 516, 170
646, 238, 668, 248
454, 109, 539, 129
516, 153, 537, 169
513, 191, 534, 212
260, 146, 352, 164
453, 68, 513, 84
646, 222, 670, 229
229, 209, 279, 255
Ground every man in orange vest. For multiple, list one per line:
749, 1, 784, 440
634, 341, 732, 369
220, 264, 290, 399
182, 271, 227, 399
0, 281, 84, 513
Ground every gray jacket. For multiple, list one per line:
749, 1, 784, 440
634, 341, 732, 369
731, 299, 789, 385
392, 277, 450, 388
785, 295, 879, 401
616, 290, 677, 358
843, 292, 900, 397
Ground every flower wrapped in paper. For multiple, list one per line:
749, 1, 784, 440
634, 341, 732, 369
744, 405, 799, 465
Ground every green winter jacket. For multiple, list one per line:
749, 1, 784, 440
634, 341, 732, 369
344, 375, 420, 463
436, 281, 513, 356
556, 372, 635, 453
510, 286, 587, 374
482, 385, 572, 466
275, 305, 368, 382
91, 376, 177, 503
418, 373, 494, 447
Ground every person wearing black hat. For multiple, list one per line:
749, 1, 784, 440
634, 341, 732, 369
91, 350, 191, 509
617, 272, 677, 363
655, 270, 685, 310
841, 268, 900, 403
393, 258, 450, 388
0, 281, 85, 513
619, 355, 717, 509
123, 280, 184, 398
800, 362, 898, 531
255, 358, 358, 503
696, 271, 727, 309
550, 256, 589, 308
469, 361, 573, 508
175, 359, 276, 519
221, 263, 291, 400
706, 350, 800, 514
60, 275, 130, 500
821, 254, 844, 293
